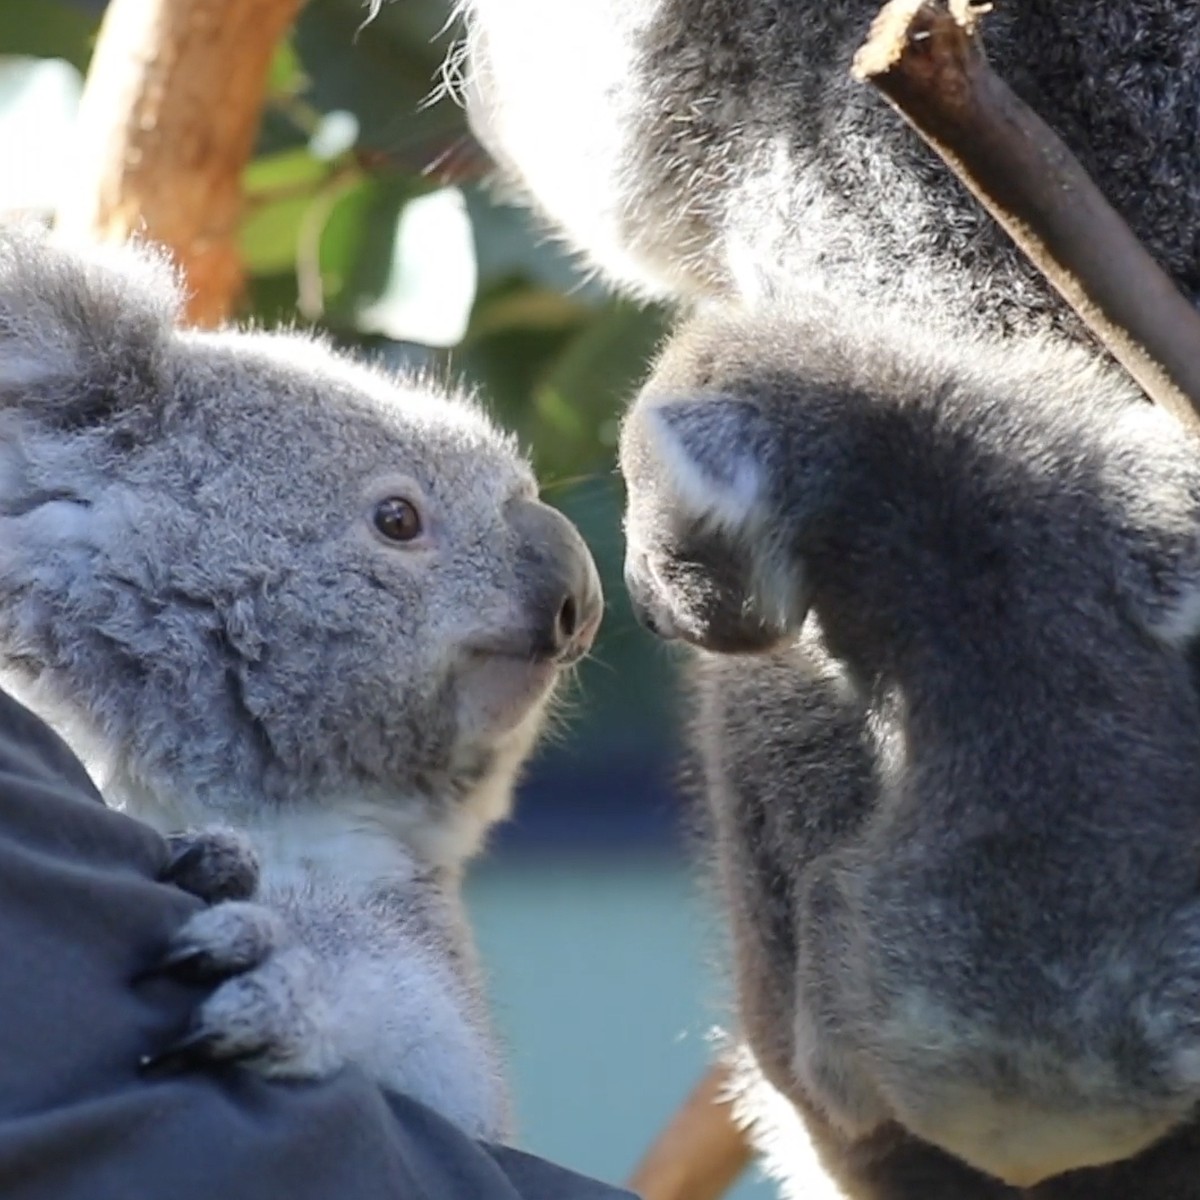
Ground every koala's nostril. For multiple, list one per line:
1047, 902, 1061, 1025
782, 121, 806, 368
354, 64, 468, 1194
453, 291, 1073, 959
558, 594, 579, 642
509, 497, 604, 661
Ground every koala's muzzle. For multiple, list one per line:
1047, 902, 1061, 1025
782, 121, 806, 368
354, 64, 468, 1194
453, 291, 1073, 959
625, 545, 789, 655
509, 499, 603, 664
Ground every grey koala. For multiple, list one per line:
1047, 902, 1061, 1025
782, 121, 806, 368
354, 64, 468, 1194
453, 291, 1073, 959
620, 297, 1200, 1197
0, 225, 602, 1141
459, 1, 1200, 1193
459, 0, 1200, 334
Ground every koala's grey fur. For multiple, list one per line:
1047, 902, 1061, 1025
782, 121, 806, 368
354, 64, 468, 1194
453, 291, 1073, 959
0, 226, 602, 1140
620, 297, 1200, 1197
459, 0, 1200, 336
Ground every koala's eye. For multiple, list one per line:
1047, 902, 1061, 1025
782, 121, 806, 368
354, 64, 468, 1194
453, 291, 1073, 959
373, 497, 423, 543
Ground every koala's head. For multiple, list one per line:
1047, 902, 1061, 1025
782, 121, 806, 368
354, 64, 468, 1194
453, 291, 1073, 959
0, 227, 602, 866
621, 300, 1200, 686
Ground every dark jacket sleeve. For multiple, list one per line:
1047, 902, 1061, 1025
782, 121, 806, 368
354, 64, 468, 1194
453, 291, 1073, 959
0, 689, 636, 1200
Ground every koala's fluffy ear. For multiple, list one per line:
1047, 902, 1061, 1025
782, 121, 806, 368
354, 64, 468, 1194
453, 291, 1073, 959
626, 395, 776, 535
622, 392, 811, 645
0, 225, 181, 430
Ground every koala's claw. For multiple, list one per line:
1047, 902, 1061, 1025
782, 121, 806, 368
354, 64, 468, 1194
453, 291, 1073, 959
138, 902, 343, 1081
160, 826, 260, 904
138, 1028, 225, 1077
134, 899, 282, 987
141, 947, 340, 1079
165, 900, 285, 975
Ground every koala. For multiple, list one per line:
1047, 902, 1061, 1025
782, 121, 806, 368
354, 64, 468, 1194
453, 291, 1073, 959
619, 296, 1200, 1197
458, 0, 1200, 334
0, 225, 603, 1141
457, 1, 1200, 1193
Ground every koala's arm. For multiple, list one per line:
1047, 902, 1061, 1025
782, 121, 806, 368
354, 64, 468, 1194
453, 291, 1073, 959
692, 647, 890, 1134
149, 860, 511, 1142
695, 653, 1036, 1200
0, 687, 638, 1200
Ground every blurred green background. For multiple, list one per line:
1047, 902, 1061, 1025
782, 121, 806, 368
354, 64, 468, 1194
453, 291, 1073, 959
0, 2, 779, 1194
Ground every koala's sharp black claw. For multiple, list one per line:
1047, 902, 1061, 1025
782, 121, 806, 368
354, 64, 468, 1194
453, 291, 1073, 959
138, 1029, 221, 1077
159, 841, 207, 886
131, 945, 219, 987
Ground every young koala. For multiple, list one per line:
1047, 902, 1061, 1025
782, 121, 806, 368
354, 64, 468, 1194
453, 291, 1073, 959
620, 297, 1200, 1198
459, 0, 1200, 334
0, 226, 602, 1140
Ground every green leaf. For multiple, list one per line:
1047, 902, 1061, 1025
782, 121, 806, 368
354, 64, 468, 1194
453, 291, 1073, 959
0, 1, 95, 71
308, 109, 359, 161
355, 186, 478, 347
266, 36, 309, 101
314, 176, 385, 306
292, 0, 458, 149
239, 193, 316, 275
464, 286, 592, 344
243, 148, 329, 199
530, 299, 669, 480
465, 186, 608, 302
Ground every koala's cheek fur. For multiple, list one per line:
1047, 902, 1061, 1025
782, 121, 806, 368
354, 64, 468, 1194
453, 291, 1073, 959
453, 653, 559, 739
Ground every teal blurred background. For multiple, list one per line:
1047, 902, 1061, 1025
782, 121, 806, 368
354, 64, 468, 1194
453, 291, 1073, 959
0, 2, 775, 1193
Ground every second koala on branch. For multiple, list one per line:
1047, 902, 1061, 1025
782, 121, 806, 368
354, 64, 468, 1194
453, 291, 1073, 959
622, 298, 1200, 1196
0, 227, 603, 1139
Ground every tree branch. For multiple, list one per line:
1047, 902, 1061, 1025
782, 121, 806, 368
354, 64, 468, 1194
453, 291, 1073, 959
852, 0, 1200, 434
626, 1061, 753, 1200
56, 0, 305, 327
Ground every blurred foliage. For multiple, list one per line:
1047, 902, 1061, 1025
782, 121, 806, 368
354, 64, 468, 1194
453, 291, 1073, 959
0, 0, 680, 775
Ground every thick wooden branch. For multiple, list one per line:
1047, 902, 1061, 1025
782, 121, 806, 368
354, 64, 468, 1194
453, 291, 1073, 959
627, 1062, 753, 1200
852, 0, 1200, 434
56, 0, 305, 328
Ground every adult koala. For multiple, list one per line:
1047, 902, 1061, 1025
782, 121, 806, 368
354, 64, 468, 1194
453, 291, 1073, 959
0, 226, 602, 1141
620, 297, 1200, 1198
456, 1, 1200, 1195
458, 0, 1200, 331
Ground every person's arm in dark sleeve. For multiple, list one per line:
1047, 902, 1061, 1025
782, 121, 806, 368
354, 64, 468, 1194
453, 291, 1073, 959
0, 688, 636, 1200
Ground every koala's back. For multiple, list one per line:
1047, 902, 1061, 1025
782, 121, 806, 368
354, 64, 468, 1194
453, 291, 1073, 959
618, 297, 1200, 1192
692, 592, 1200, 1199
467, 0, 1200, 331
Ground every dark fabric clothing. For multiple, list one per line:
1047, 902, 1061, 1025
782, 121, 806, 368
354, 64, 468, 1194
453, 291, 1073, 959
0, 688, 634, 1200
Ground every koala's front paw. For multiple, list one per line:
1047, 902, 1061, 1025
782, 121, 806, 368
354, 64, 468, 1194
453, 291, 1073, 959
139, 901, 341, 1080
160, 826, 260, 904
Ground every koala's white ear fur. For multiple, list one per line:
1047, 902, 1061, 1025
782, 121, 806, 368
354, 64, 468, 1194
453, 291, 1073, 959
1150, 587, 1200, 647
640, 397, 771, 533
0, 225, 180, 424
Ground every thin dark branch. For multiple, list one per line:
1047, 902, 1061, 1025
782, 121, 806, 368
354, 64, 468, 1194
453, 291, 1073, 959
852, 0, 1200, 434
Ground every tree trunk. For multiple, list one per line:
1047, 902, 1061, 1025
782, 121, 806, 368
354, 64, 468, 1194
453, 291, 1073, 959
57, 0, 305, 327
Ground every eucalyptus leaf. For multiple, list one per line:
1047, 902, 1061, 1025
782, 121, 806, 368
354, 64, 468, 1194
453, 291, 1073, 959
244, 148, 329, 199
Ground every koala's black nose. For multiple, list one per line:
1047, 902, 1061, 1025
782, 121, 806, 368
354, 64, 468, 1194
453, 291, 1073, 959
510, 499, 604, 663
624, 554, 681, 641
